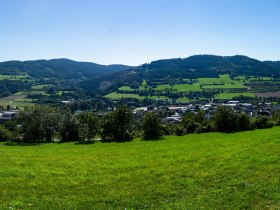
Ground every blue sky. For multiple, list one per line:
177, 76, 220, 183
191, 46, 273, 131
1, 0, 279, 65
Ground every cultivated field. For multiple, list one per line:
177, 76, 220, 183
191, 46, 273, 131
0, 127, 279, 209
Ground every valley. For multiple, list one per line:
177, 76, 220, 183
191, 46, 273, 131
1, 55, 280, 111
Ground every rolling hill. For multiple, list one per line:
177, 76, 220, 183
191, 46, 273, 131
0, 59, 132, 79
81, 55, 280, 94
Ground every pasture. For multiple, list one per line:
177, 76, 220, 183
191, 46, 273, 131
0, 127, 279, 209
0, 92, 34, 108
215, 92, 256, 99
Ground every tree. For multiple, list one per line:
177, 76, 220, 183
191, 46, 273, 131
180, 111, 211, 134
236, 113, 251, 131
214, 106, 238, 133
17, 105, 60, 143
142, 112, 162, 139
100, 105, 133, 142
59, 110, 80, 142
77, 112, 98, 141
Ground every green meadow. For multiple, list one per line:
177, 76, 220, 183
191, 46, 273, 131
108, 74, 251, 101
31, 84, 53, 90
105, 92, 145, 100
0, 127, 279, 209
0, 74, 30, 81
215, 92, 256, 99
200, 74, 246, 89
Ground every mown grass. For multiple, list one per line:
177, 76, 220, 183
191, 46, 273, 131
105, 92, 169, 100
105, 92, 145, 100
173, 83, 202, 92
0, 127, 279, 209
200, 74, 246, 89
215, 92, 256, 99
118, 86, 135, 91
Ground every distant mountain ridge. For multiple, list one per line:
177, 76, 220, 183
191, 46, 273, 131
80, 55, 280, 94
138, 55, 280, 78
0, 58, 132, 79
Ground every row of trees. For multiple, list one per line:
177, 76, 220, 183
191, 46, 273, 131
0, 105, 278, 144
177, 106, 273, 136
0, 105, 164, 143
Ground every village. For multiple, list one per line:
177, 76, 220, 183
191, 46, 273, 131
133, 100, 276, 123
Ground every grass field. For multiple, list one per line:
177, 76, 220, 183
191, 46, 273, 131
0, 73, 29, 81
31, 84, 53, 90
105, 92, 169, 100
105, 92, 145, 100
200, 74, 246, 89
215, 92, 256, 99
0, 127, 279, 209
56, 91, 74, 96
155, 84, 172, 91
173, 83, 202, 92
0, 92, 34, 108
118, 86, 135, 91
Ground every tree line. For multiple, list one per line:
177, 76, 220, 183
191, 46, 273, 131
0, 105, 279, 144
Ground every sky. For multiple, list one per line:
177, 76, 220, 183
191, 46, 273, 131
0, 0, 280, 66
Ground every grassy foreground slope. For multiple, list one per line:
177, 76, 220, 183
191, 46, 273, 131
0, 128, 280, 209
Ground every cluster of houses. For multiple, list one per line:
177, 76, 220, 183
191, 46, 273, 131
0, 100, 277, 125
0, 109, 19, 123
133, 100, 276, 123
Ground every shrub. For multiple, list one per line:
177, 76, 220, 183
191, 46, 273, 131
251, 116, 273, 129
0, 126, 13, 142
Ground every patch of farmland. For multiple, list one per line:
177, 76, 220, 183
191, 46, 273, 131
105, 92, 145, 100
0, 73, 30, 81
118, 86, 135, 91
173, 83, 202, 92
215, 92, 256, 99
31, 84, 54, 90
199, 74, 246, 89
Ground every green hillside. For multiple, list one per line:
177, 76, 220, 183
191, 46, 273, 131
0, 59, 131, 79
0, 127, 279, 209
81, 55, 280, 96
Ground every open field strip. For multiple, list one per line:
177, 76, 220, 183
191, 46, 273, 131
0, 127, 279, 209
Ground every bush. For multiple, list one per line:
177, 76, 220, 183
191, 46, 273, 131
180, 111, 211, 134
0, 126, 13, 142
251, 116, 273, 129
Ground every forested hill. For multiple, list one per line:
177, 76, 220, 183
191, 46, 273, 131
138, 55, 280, 78
81, 55, 280, 94
0, 59, 132, 79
